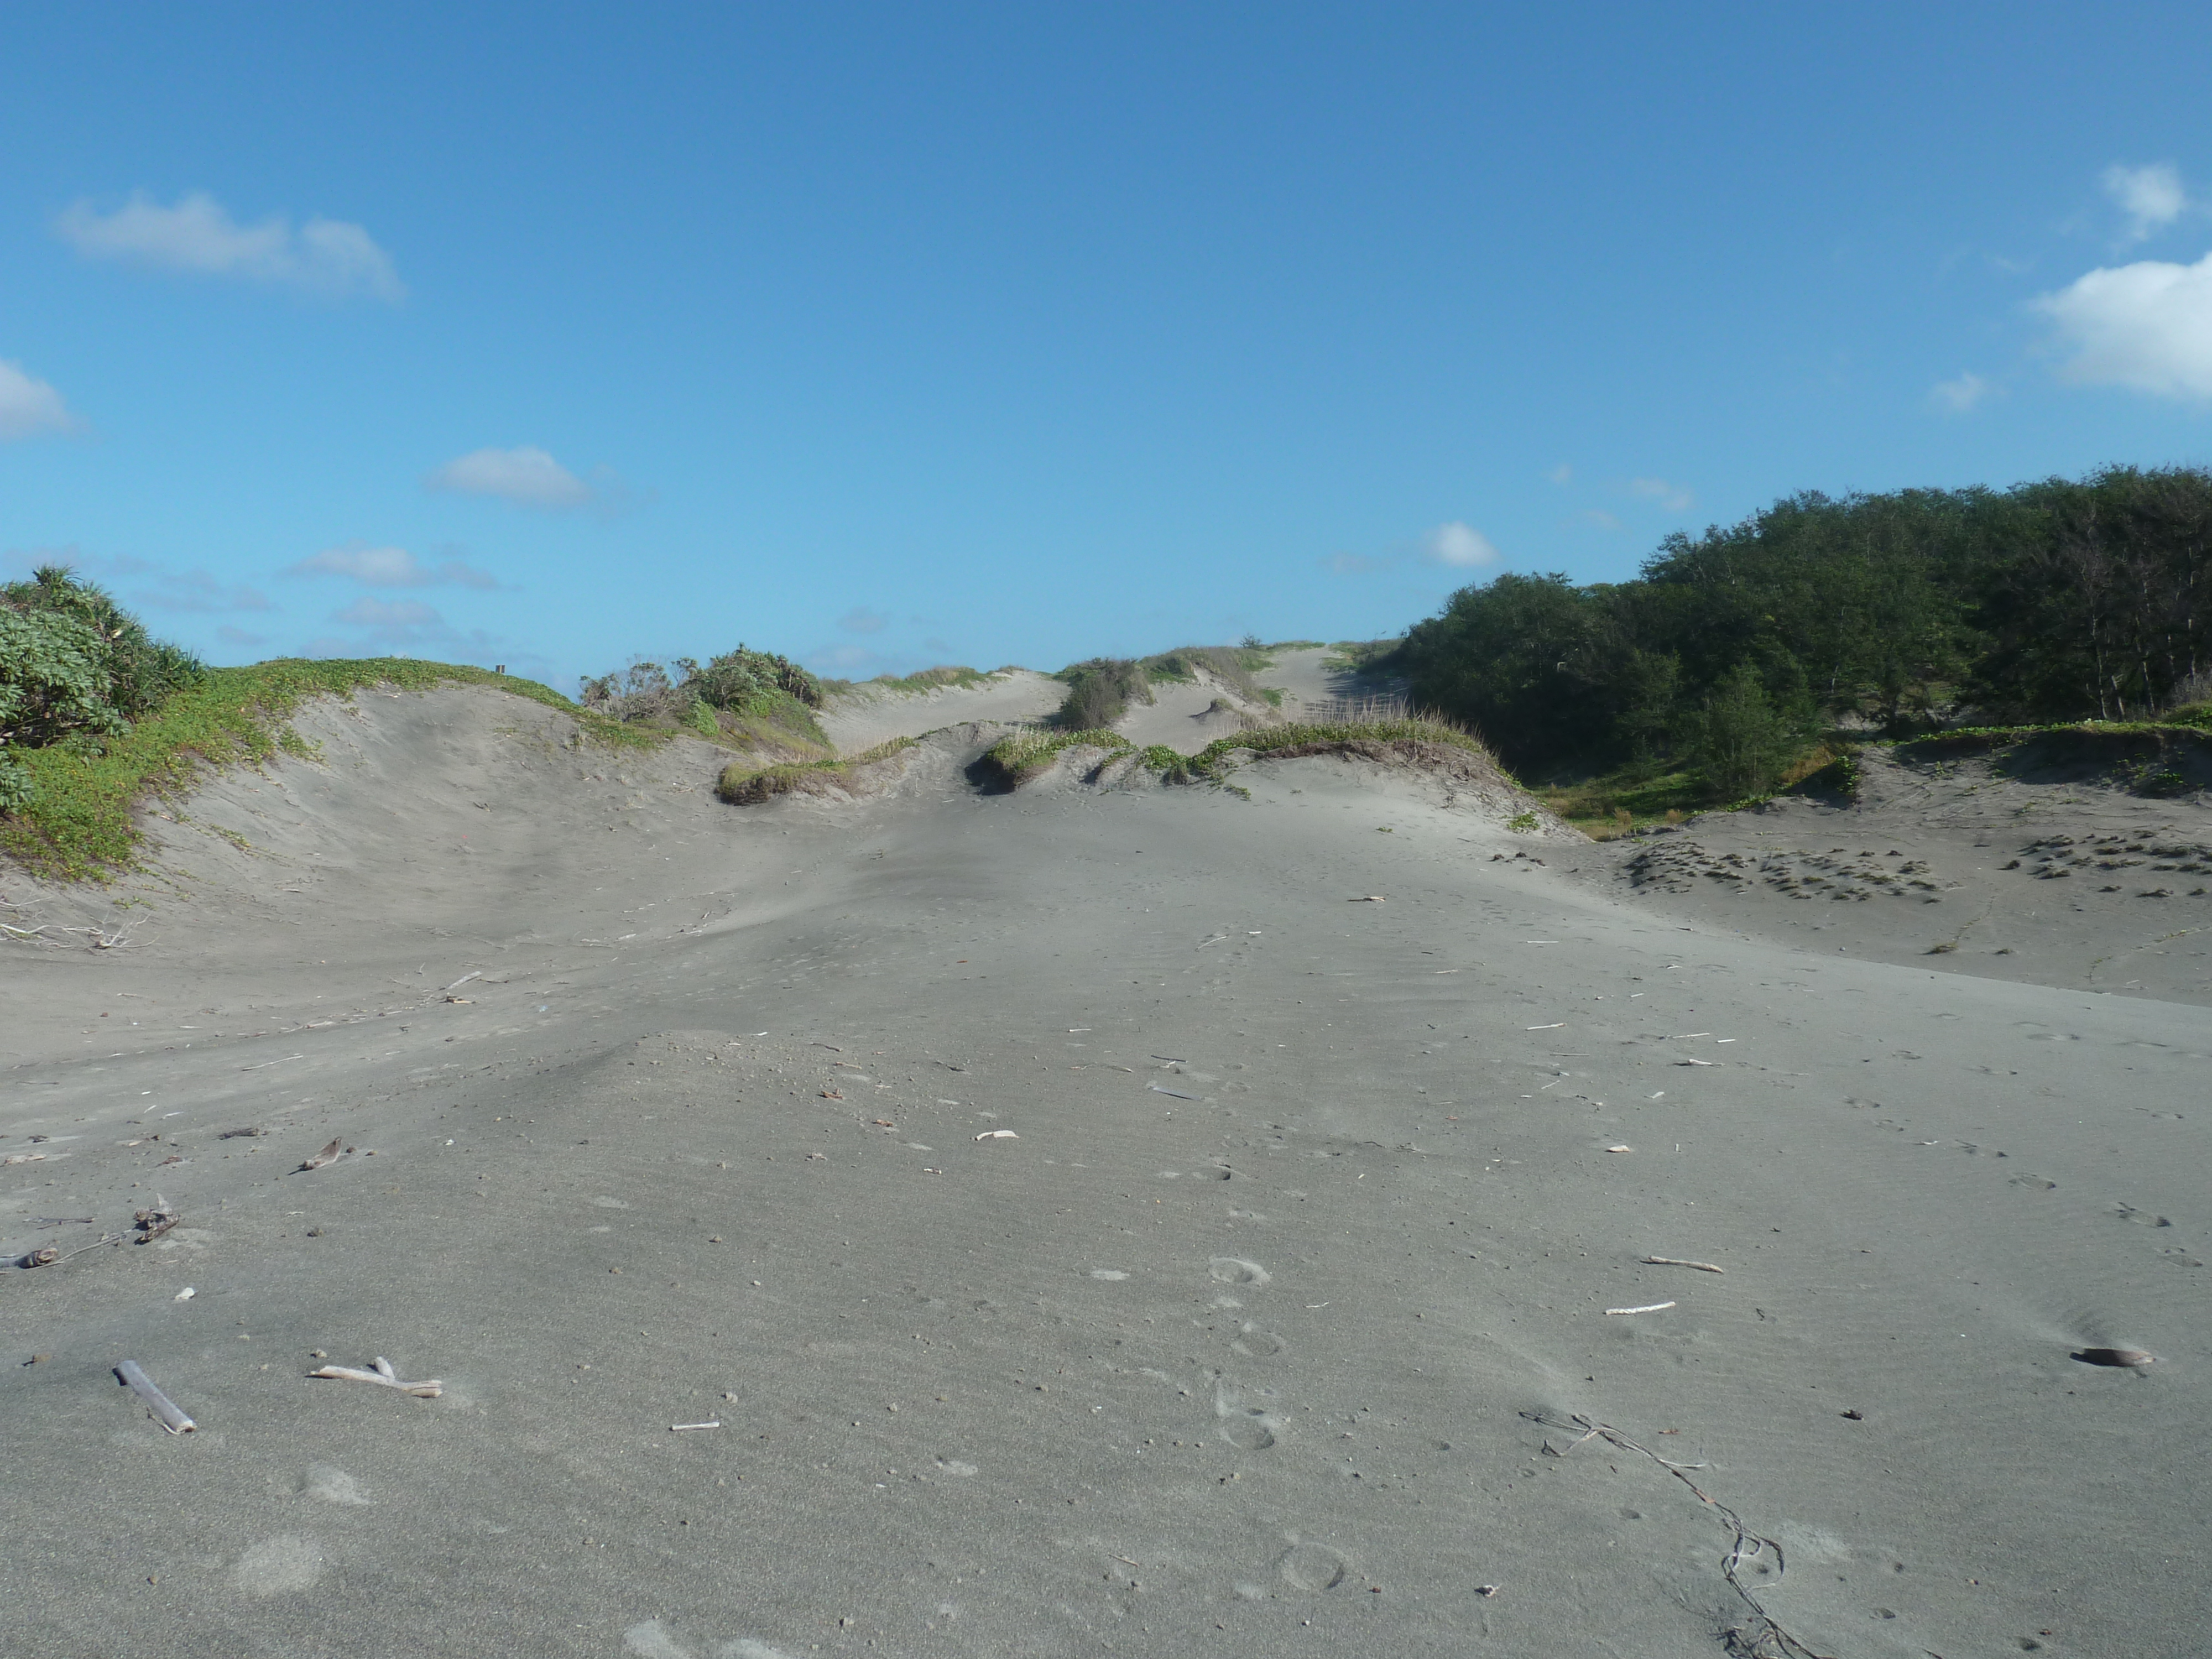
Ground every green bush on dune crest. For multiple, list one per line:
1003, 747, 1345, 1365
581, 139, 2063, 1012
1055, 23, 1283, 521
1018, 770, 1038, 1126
581, 648, 832, 757
1, 657, 628, 880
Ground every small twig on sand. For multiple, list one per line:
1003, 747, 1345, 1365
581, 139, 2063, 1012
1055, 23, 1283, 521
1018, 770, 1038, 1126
1641, 1256, 1725, 1273
308, 1356, 442, 1398
1605, 1301, 1676, 1316
1525, 1410, 1837, 1659
117, 1360, 197, 1433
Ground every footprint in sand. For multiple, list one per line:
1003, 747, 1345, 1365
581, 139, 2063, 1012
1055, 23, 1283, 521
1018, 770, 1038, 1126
1277, 1542, 1348, 1591
231, 1535, 326, 1596
1209, 1256, 1270, 1287
1215, 1380, 1282, 1451
300, 1464, 371, 1505
623, 1621, 796, 1659
1229, 1324, 1284, 1359
2116, 1206, 2172, 1228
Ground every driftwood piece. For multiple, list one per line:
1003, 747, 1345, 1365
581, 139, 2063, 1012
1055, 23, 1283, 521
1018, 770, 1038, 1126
307, 1355, 442, 1397
1640, 1256, 1724, 1273
117, 1360, 197, 1433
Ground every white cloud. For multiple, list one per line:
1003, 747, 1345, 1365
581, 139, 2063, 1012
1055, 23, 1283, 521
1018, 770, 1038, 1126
838, 607, 888, 634
2104, 162, 2187, 243
2033, 249, 2212, 399
290, 542, 498, 589
1630, 477, 1694, 512
1545, 462, 1572, 485
1421, 522, 1501, 568
1931, 371, 1994, 413
424, 446, 594, 509
55, 191, 404, 302
1580, 509, 1623, 531
0, 359, 81, 440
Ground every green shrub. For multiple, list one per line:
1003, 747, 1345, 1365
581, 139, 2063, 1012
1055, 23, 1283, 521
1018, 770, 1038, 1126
3, 565, 204, 720
1686, 663, 1798, 798
2, 567, 206, 812
1053, 660, 1149, 729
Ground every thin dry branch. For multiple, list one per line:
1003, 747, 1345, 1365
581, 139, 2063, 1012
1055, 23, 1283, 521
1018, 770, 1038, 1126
1524, 1410, 1837, 1659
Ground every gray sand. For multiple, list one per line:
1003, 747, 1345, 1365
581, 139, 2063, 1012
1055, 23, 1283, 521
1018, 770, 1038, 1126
4, 685, 2207, 1657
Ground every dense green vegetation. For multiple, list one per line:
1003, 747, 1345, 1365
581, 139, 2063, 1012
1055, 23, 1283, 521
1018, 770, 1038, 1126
2, 566, 207, 811
1386, 466, 2212, 810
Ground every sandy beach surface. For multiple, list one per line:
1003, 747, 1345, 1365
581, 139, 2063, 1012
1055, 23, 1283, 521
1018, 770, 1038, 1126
4, 684, 2208, 1658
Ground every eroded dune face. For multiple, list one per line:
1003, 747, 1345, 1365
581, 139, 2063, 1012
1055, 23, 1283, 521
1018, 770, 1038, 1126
3, 685, 2208, 1659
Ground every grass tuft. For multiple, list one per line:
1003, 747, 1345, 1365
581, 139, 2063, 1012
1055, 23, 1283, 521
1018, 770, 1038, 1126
2, 658, 624, 880
715, 737, 917, 805
977, 727, 1132, 787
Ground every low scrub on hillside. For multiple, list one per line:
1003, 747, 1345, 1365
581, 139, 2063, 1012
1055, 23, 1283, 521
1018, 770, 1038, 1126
1049, 643, 1290, 729
581, 648, 831, 756
977, 713, 1506, 795
825, 665, 1004, 697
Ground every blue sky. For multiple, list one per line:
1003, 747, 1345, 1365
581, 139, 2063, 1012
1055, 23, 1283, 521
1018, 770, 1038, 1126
6, 3, 2212, 692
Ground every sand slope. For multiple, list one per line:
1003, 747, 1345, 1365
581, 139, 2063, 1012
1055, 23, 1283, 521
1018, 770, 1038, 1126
4, 684, 2208, 1658
818, 671, 1063, 756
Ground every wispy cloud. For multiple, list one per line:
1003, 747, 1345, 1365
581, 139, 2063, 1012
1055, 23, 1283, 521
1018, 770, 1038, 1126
423, 445, 613, 512
0, 359, 82, 440
1629, 477, 1694, 513
808, 641, 888, 673
1579, 509, 1622, 531
1931, 371, 1994, 413
8, 544, 267, 613
1323, 551, 1389, 575
2103, 162, 2188, 244
1421, 522, 1501, 568
217, 624, 268, 648
838, 606, 888, 634
289, 542, 499, 589
1545, 462, 1573, 485
55, 191, 403, 302
2033, 250, 2212, 399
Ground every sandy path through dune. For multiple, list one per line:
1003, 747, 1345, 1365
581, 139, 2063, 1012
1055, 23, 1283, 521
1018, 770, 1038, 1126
3, 686, 2206, 1658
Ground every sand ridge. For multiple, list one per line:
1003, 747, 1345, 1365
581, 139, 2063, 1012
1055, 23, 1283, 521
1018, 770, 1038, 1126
3, 683, 2208, 1657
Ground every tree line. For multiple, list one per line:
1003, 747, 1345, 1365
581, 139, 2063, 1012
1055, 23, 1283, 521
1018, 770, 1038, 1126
1384, 465, 2212, 794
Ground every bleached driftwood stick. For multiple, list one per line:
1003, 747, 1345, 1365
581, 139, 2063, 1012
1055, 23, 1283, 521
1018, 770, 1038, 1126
307, 1355, 442, 1397
117, 1360, 197, 1433
1640, 1256, 1724, 1273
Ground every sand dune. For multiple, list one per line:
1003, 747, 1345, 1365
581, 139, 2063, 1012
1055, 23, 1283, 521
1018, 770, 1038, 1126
817, 670, 1064, 756
4, 682, 2207, 1657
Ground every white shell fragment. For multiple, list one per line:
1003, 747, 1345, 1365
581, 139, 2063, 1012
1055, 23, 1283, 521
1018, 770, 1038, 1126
975, 1130, 1019, 1140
